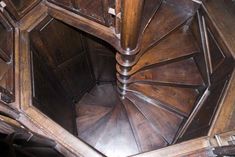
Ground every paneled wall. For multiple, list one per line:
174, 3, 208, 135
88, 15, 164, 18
48, 0, 115, 26
29, 17, 96, 134
85, 35, 116, 83
0, 12, 14, 103
4, 0, 41, 20
30, 17, 95, 101
178, 6, 235, 141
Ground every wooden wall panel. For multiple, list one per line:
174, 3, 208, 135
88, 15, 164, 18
48, 0, 114, 25
179, 78, 228, 141
0, 13, 13, 62
0, 13, 14, 103
85, 35, 116, 83
31, 49, 76, 134
54, 53, 94, 100
4, 0, 41, 20
30, 17, 95, 101
29, 17, 96, 133
178, 5, 235, 142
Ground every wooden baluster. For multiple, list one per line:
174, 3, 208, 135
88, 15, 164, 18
115, 0, 121, 34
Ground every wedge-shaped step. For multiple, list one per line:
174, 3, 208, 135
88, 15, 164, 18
140, 0, 193, 54
116, 0, 194, 68
76, 105, 112, 146
140, 0, 162, 33
79, 84, 119, 107
123, 98, 168, 152
95, 103, 139, 157
128, 83, 199, 116
128, 58, 204, 87
76, 104, 112, 134
129, 27, 200, 75
126, 92, 184, 143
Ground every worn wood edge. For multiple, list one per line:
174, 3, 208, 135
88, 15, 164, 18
0, 102, 19, 119
18, 4, 49, 111
19, 3, 48, 31
208, 70, 235, 135
20, 107, 103, 157
8, 27, 20, 110
131, 136, 211, 157
46, 1, 121, 53
209, 130, 235, 147
0, 114, 22, 128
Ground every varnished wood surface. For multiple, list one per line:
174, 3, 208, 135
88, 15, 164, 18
128, 83, 199, 116
48, 0, 114, 26
121, 0, 144, 51
140, 0, 162, 34
179, 78, 228, 141
123, 98, 168, 152
4, 0, 41, 20
0, 0, 234, 156
76, 84, 139, 157
116, 0, 197, 67
0, 12, 14, 103
139, 0, 197, 57
117, 25, 200, 76
203, 0, 235, 59
209, 70, 235, 135
119, 58, 204, 87
126, 92, 183, 144
132, 137, 212, 157
30, 17, 95, 101
85, 35, 116, 83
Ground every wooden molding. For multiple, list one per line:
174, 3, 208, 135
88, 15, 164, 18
209, 70, 235, 135
132, 136, 212, 157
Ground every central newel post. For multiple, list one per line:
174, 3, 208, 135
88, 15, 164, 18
116, 0, 145, 97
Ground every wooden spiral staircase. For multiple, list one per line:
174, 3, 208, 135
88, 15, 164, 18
0, 0, 235, 157
75, 1, 206, 156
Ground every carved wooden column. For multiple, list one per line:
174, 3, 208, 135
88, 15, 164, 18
116, 0, 144, 97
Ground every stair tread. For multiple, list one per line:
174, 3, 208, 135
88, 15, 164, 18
123, 98, 168, 152
128, 83, 199, 116
76, 104, 112, 135
129, 58, 204, 86
79, 84, 118, 107
130, 26, 200, 75
95, 103, 139, 157
77, 110, 112, 146
140, 0, 162, 33
140, 0, 193, 55
126, 92, 184, 143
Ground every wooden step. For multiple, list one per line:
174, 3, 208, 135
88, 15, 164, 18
76, 104, 112, 146
76, 104, 112, 135
122, 98, 168, 152
95, 103, 139, 157
127, 83, 199, 116
128, 27, 200, 75
116, 0, 198, 69
79, 84, 118, 107
126, 58, 204, 87
126, 92, 184, 143
140, 0, 162, 33
140, 0, 193, 55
